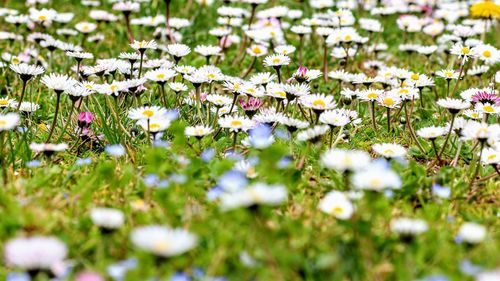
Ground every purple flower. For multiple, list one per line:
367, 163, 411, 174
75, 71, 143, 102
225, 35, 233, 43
78, 112, 94, 128
471, 91, 500, 105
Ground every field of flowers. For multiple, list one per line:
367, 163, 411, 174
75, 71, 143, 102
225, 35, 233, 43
0, 0, 499, 280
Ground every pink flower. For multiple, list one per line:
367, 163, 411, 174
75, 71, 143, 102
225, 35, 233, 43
240, 97, 263, 111
471, 91, 500, 105
78, 112, 94, 128
75, 271, 104, 281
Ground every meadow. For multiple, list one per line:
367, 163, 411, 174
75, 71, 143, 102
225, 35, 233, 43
0, 0, 499, 280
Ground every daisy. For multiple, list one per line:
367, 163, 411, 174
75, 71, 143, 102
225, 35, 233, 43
130, 225, 197, 257
274, 45, 296, 55
436, 69, 459, 80
249, 72, 276, 86
194, 45, 221, 57
185, 125, 214, 139
130, 40, 158, 53
137, 117, 171, 134
457, 222, 486, 244
300, 93, 336, 112
145, 68, 177, 83
218, 115, 255, 132
9, 63, 45, 81
206, 94, 232, 107
281, 117, 310, 133
481, 147, 500, 165
263, 54, 291, 68
41, 73, 77, 92
351, 164, 402, 191
90, 208, 125, 230
0, 97, 15, 108
4, 236, 67, 271
29, 142, 69, 155
437, 98, 471, 114
0, 113, 20, 131
318, 191, 354, 220
14, 102, 40, 113
461, 121, 500, 142
450, 43, 477, 62
390, 218, 428, 240
219, 182, 287, 211
417, 126, 447, 140
372, 143, 407, 158
169, 82, 188, 93
321, 148, 370, 173
474, 102, 499, 115
296, 125, 329, 142
75, 22, 97, 33
319, 110, 350, 127
128, 106, 168, 120
246, 45, 268, 57
166, 43, 191, 62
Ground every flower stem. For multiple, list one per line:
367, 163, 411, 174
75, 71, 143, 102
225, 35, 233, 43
46, 91, 62, 143
438, 113, 455, 159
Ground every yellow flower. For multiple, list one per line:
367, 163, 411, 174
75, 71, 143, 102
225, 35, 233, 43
470, 0, 500, 19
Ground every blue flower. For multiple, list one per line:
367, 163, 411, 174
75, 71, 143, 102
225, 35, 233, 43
274, 128, 290, 140
26, 160, 42, 168
144, 174, 160, 187
277, 156, 292, 169
75, 157, 92, 166
201, 148, 216, 162
105, 144, 126, 157
218, 170, 247, 192
207, 186, 224, 201
170, 173, 187, 184
6, 272, 30, 281
459, 260, 482, 276
432, 184, 451, 199
107, 258, 138, 281
170, 272, 190, 281
248, 124, 274, 149
153, 140, 170, 148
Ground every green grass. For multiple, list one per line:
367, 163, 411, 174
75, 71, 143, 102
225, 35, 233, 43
0, 1, 499, 281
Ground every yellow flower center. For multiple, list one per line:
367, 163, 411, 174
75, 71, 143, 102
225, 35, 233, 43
194, 128, 204, 135
367, 93, 378, 99
230, 120, 242, 127
207, 73, 216, 79
487, 154, 496, 160
11, 57, 20, 65
38, 15, 47, 21
383, 98, 395, 106
157, 73, 165, 79
483, 105, 494, 113
483, 50, 491, 58
313, 99, 326, 109
399, 89, 409, 95
384, 149, 394, 155
370, 178, 382, 187
142, 110, 154, 117
276, 91, 286, 98
0, 100, 8, 106
153, 241, 170, 252
0, 120, 6, 126
344, 35, 352, 41
150, 123, 160, 130
272, 58, 281, 64
461, 47, 470, 55
411, 73, 419, 80
252, 47, 261, 54
110, 85, 118, 92
331, 206, 343, 215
